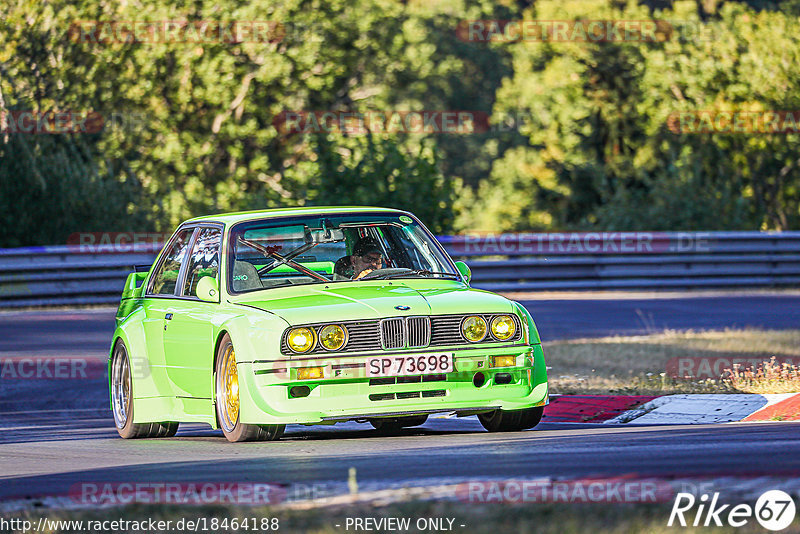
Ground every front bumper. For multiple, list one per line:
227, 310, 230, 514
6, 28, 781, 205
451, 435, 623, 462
237, 343, 548, 425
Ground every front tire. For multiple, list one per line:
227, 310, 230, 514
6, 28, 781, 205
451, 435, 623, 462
215, 334, 284, 442
111, 340, 178, 439
478, 406, 543, 432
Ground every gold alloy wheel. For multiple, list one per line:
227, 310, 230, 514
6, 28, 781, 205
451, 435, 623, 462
218, 344, 240, 432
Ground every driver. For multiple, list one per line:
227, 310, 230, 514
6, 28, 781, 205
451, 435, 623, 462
334, 237, 385, 280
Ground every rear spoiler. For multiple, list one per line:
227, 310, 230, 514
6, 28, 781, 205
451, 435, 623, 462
121, 272, 148, 299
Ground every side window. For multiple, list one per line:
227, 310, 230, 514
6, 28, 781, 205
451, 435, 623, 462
183, 227, 222, 297
149, 229, 194, 295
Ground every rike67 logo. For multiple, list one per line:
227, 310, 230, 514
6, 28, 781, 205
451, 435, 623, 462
668, 490, 796, 531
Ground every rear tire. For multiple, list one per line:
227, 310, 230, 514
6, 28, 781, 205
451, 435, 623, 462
369, 415, 428, 434
478, 407, 543, 432
215, 334, 284, 442
111, 340, 179, 439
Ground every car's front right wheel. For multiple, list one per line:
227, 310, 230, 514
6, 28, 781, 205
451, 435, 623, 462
478, 406, 544, 432
215, 333, 284, 442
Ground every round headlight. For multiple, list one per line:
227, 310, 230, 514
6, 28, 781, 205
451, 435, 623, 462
319, 324, 347, 351
287, 327, 316, 353
461, 315, 487, 342
491, 315, 516, 341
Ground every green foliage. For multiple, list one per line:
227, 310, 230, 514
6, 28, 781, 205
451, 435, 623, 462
1, 0, 799, 245
474, 0, 800, 231
308, 134, 455, 233
0, 132, 148, 247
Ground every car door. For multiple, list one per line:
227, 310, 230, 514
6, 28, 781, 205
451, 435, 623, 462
162, 225, 222, 401
141, 227, 195, 398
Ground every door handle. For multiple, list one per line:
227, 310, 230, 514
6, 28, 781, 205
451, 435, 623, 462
165, 313, 173, 320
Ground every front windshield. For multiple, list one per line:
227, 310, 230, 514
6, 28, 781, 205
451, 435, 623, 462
228, 213, 460, 293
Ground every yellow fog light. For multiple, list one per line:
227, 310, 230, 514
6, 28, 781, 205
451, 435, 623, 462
287, 327, 316, 353
319, 324, 347, 351
492, 355, 516, 368
490, 315, 516, 341
461, 316, 487, 342
296, 366, 324, 380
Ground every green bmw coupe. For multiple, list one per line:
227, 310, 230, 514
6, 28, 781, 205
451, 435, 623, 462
110, 207, 549, 442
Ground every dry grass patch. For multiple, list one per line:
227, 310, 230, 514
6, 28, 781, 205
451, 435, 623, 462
543, 329, 800, 395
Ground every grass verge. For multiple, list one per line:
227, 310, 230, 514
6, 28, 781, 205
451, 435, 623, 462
544, 329, 800, 395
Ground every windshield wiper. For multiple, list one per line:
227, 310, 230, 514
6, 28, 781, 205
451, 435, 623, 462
381, 269, 461, 280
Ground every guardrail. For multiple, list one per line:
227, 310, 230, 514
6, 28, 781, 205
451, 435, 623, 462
1, 232, 798, 308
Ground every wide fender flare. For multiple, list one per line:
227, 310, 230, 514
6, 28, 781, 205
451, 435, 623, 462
108, 306, 151, 407
219, 310, 290, 365
216, 310, 290, 422
512, 301, 548, 388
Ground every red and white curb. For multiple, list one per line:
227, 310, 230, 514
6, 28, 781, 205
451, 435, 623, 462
545, 393, 800, 425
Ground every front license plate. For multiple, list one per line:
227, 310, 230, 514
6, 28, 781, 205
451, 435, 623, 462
366, 353, 454, 377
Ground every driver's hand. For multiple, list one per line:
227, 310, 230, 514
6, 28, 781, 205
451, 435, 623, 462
354, 269, 374, 280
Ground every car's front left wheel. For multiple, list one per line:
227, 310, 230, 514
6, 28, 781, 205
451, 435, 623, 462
215, 334, 284, 442
111, 340, 178, 439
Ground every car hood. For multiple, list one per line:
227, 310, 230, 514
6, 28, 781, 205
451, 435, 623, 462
232, 280, 516, 325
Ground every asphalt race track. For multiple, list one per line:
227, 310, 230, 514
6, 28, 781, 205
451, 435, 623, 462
2, 293, 800, 506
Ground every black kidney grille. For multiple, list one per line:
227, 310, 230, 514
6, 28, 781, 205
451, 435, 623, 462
406, 317, 431, 348
380, 318, 405, 349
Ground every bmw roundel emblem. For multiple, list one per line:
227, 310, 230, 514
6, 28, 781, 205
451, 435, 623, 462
394, 305, 411, 310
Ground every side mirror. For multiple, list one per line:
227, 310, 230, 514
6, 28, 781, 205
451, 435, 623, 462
196, 276, 220, 303
454, 261, 471, 284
